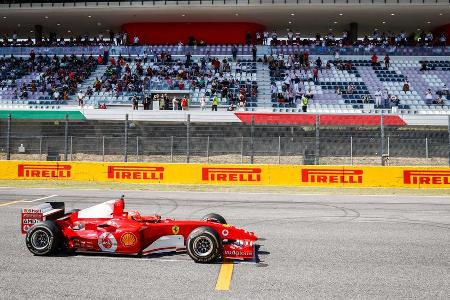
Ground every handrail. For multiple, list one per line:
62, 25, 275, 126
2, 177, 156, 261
0, 0, 449, 5
0, 45, 449, 57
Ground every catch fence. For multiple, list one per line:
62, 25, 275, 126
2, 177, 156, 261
0, 114, 449, 166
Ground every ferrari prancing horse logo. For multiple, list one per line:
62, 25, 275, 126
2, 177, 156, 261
172, 225, 179, 235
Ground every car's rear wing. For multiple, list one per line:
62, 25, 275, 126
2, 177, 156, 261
21, 202, 65, 234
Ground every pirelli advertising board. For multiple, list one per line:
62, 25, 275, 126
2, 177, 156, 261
0, 161, 449, 188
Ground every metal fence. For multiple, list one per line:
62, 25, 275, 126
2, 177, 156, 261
1, 114, 450, 166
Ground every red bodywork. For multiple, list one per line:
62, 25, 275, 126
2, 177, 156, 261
22, 199, 257, 260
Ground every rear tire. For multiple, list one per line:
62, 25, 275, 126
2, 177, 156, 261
187, 227, 222, 263
201, 213, 227, 225
25, 220, 61, 256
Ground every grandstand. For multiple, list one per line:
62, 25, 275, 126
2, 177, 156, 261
0, 1, 449, 115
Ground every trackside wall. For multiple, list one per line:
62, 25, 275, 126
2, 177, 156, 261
0, 161, 449, 188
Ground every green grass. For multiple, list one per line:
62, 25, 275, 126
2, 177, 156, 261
0, 180, 449, 196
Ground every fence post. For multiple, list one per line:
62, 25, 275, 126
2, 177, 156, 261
315, 114, 320, 165
387, 136, 390, 156
39, 136, 43, 160
241, 136, 244, 164
278, 136, 281, 164
64, 114, 69, 161
380, 112, 385, 166
170, 136, 174, 163
250, 115, 254, 164
102, 136, 105, 162
6, 114, 11, 160
136, 136, 139, 162
425, 137, 429, 159
206, 136, 210, 163
70, 136, 73, 161
124, 114, 128, 162
350, 136, 353, 165
186, 114, 190, 163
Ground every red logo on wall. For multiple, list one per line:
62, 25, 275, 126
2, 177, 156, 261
403, 170, 450, 185
18, 164, 71, 178
301, 169, 363, 184
202, 167, 261, 182
107, 166, 164, 180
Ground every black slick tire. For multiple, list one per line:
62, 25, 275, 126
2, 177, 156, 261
187, 226, 222, 263
25, 220, 62, 256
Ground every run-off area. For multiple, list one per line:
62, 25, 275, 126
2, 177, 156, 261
0, 188, 449, 299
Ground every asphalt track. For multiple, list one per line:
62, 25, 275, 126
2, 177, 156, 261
0, 187, 450, 299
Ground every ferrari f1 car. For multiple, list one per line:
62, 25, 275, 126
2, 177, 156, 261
21, 197, 257, 263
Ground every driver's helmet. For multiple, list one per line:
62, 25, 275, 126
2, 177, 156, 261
128, 210, 142, 221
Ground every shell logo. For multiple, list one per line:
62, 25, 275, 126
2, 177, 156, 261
121, 232, 137, 247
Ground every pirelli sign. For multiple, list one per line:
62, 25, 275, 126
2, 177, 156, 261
301, 169, 363, 184
2, 161, 450, 188
403, 170, 450, 185
107, 165, 164, 180
202, 167, 261, 182
18, 164, 71, 178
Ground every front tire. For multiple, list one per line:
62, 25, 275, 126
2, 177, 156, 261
187, 227, 222, 263
25, 220, 61, 256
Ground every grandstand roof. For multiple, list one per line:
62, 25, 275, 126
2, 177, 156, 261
1, 4, 449, 37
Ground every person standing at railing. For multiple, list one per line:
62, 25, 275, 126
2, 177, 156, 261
181, 97, 188, 111
200, 96, 206, 111
301, 95, 309, 113
212, 96, 219, 111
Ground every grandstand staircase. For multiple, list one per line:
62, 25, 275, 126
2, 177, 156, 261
69, 64, 108, 104
256, 63, 271, 106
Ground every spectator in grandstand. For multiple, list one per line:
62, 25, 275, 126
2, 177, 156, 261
263, 31, 269, 45
132, 95, 139, 110
212, 96, 219, 111
252, 45, 257, 62
433, 95, 444, 106
374, 89, 382, 107
301, 94, 309, 112
425, 89, 433, 104
402, 79, 410, 92
271, 30, 278, 45
181, 96, 188, 111
312, 67, 319, 83
172, 97, 178, 111
362, 94, 370, 104
420, 61, 428, 72
439, 33, 447, 47
346, 84, 355, 94
133, 35, 139, 46
390, 94, 399, 107
200, 96, 206, 111
334, 51, 340, 62
442, 84, 449, 96
315, 57, 322, 71
384, 54, 390, 69
143, 94, 151, 110
371, 54, 378, 66
232, 46, 238, 61
77, 90, 84, 106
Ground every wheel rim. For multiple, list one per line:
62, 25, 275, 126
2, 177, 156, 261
31, 229, 50, 250
192, 236, 213, 257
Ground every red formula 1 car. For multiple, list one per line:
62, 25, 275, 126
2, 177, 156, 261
21, 197, 257, 263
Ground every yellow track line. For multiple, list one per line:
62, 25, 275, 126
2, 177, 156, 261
0, 200, 24, 207
215, 260, 234, 291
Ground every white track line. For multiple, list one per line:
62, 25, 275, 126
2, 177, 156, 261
24, 195, 58, 203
